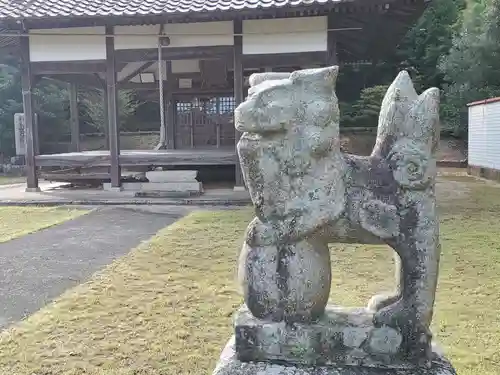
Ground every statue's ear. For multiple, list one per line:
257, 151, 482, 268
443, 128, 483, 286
289, 66, 338, 88
372, 71, 418, 158
248, 72, 291, 87
372, 71, 440, 159
404, 87, 440, 153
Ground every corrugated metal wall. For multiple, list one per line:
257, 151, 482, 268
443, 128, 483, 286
468, 101, 500, 170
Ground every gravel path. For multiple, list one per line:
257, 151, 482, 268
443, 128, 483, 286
0, 206, 186, 329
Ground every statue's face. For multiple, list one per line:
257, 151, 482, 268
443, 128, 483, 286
234, 67, 340, 138
234, 78, 296, 135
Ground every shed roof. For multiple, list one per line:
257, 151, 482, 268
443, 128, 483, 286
0, 0, 337, 20
467, 97, 500, 107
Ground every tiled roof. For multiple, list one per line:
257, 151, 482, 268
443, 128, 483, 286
0, 0, 337, 20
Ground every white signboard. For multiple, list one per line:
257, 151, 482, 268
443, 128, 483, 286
14, 113, 26, 156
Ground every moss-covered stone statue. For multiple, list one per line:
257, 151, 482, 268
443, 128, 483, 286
212, 66, 456, 375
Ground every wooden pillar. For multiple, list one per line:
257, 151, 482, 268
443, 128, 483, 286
102, 86, 109, 149
105, 26, 121, 189
20, 33, 39, 192
156, 60, 175, 149
34, 109, 40, 156
165, 61, 175, 149
69, 82, 80, 152
327, 13, 338, 66
233, 19, 245, 189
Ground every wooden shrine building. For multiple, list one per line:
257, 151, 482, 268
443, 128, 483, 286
0, 0, 428, 190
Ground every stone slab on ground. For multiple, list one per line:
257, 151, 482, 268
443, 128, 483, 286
0, 206, 186, 329
146, 170, 198, 182
135, 190, 201, 198
103, 181, 203, 193
235, 306, 428, 369
213, 338, 457, 375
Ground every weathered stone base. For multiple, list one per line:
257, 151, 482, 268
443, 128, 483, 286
235, 306, 429, 369
212, 338, 457, 375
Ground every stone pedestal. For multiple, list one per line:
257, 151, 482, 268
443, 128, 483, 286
213, 338, 456, 375
234, 306, 429, 369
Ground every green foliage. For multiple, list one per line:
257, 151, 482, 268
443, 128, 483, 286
0, 64, 70, 157
398, 0, 464, 91
440, 0, 500, 136
337, 0, 463, 132
341, 85, 388, 127
0, 64, 22, 156
79, 89, 141, 133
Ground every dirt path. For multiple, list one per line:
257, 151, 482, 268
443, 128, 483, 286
0, 206, 187, 329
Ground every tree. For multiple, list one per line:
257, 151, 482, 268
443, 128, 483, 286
439, 0, 500, 136
0, 64, 23, 156
398, 0, 464, 91
341, 85, 389, 127
79, 88, 141, 133
0, 61, 70, 157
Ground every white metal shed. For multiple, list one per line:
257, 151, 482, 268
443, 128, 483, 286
468, 97, 500, 175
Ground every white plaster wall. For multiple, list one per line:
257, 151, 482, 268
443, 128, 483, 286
242, 16, 327, 55
171, 60, 200, 73
29, 27, 106, 62
115, 25, 160, 50
164, 21, 233, 47
115, 22, 233, 50
468, 101, 500, 170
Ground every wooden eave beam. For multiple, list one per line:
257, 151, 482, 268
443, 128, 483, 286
118, 60, 155, 83
32, 60, 106, 75
31, 60, 128, 75
41, 74, 104, 88
242, 51, 328, 69
114, 45, 233, 63
118, 83, 233, 95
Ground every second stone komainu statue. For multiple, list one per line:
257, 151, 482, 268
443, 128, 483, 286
212, 66, 457, 375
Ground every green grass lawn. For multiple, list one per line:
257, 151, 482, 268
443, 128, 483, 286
0, 175, 498, 374
0, 176, 26, 185
0, 207, 88, 243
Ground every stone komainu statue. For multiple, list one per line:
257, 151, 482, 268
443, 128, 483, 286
235, 66, 441, 363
